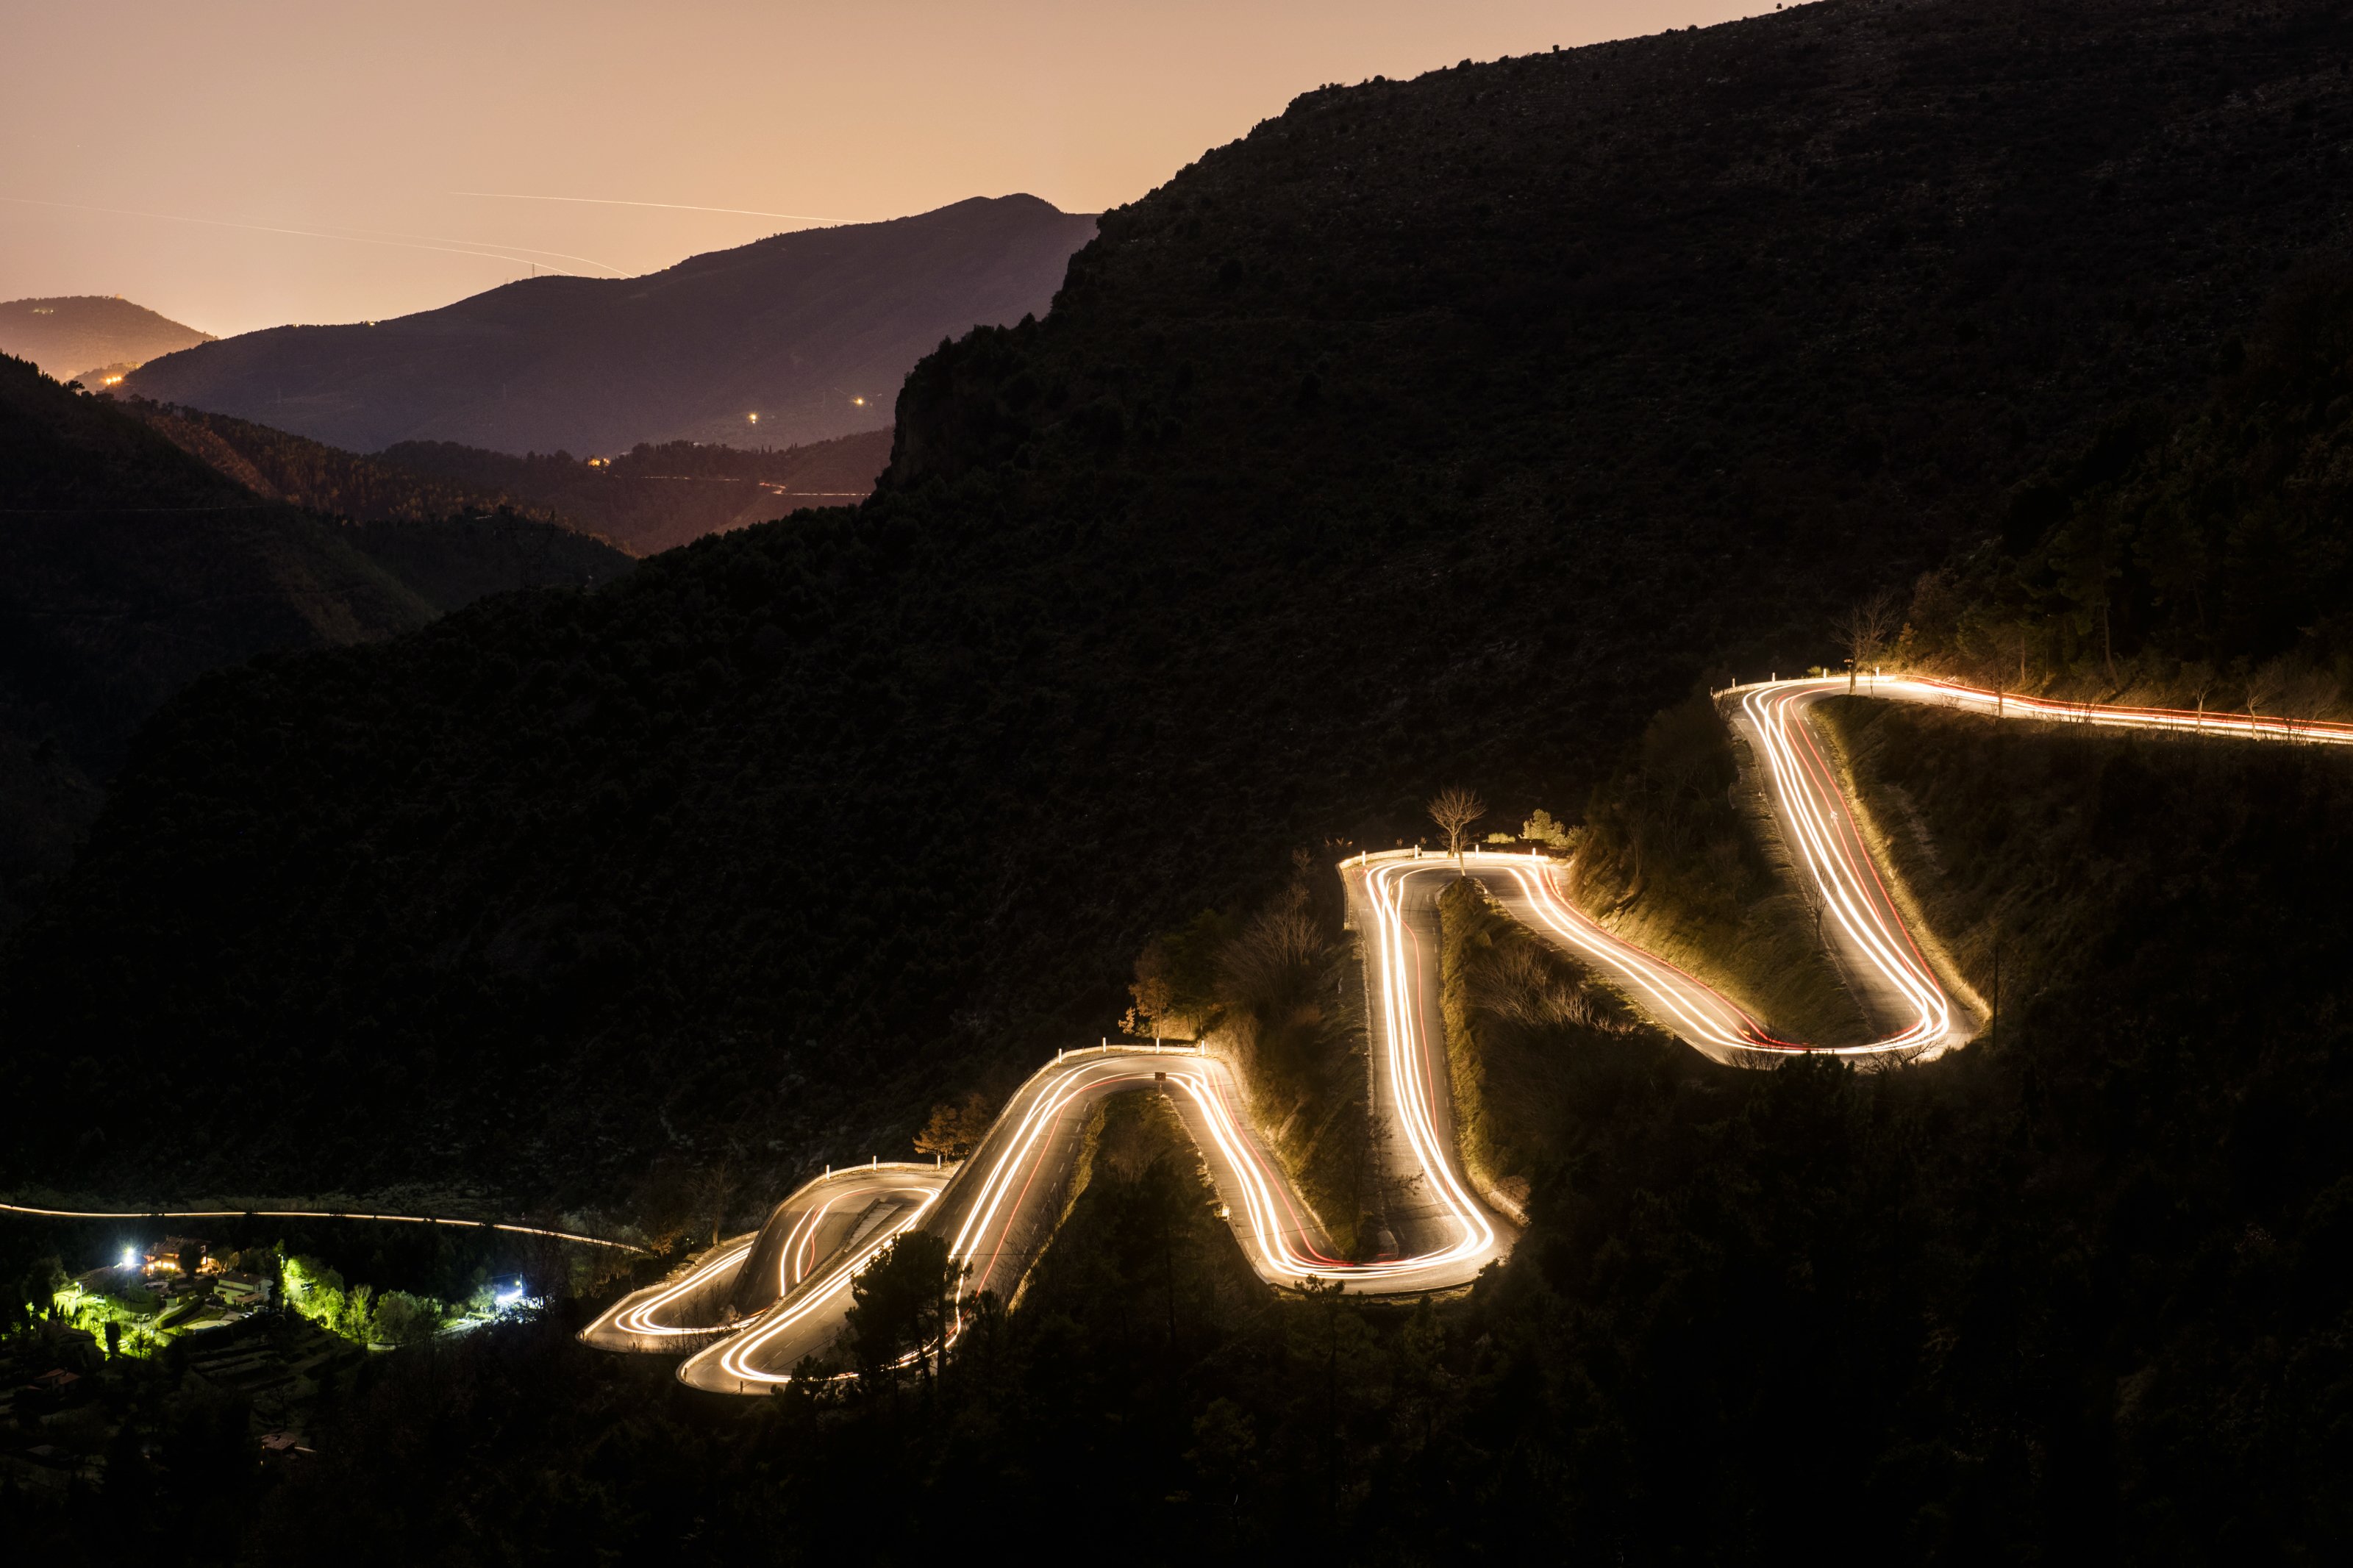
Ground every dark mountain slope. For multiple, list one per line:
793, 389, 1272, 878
1901, 257, 2353, 700
0, 356, 433, 924
0, 295, 213, 382
0, 361, 638, 926
382, 427, 895, 554
122, 197, 1096, 456
10, 0, 2353, 1203
118, 398, 568, 529
115, 394, 886, 556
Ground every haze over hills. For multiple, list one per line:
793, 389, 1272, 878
121, 196, 1097, 457
0, 294, 213, 384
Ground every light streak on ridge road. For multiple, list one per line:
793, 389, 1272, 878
0, 1200, 646, 1252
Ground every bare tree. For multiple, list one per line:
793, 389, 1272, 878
1427, 787, 1486, 867
2181, 660, 2220, 737
690, 1143, 744, 1248
2243, 659, 2288, 738
1834, 590, 1904, 695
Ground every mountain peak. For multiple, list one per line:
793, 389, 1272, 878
0, 294, 213, 383
120, 199, 1097, 455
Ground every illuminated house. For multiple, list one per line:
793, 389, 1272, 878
143, 1237, 215, 1276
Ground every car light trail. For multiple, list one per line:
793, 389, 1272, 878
693, 1185, 940, 1389
607, 670, 2318, 1391
579, 1240, 756, 1345
0, 1200, 647, 1252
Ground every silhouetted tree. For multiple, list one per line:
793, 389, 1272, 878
1427, 787, 1485, 866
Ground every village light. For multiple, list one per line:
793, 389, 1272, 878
120, 1245, 136, 1270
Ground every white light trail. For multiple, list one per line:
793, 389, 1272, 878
0, 1199, 646, 1252
621, 670, 2325, 1392
703, 1186, 938, 1388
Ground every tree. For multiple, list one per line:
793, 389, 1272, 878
913, 1092, 993, 1161
690, 1141, 745, 1247
1835, 589, 1903, 694
2243, 658, 2287, 735
1427, 787, 1486, 866
1520, 808, 1574, 848
845, 1231, 963, 1390
21, 1254, 66, 1320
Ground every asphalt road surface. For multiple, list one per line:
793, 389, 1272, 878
582, 676, 2337, 1389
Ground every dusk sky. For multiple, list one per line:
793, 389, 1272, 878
3, 1, 1746, 336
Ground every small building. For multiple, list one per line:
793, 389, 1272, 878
215, 1271, 273, 1308
145, 1237, 213, 1277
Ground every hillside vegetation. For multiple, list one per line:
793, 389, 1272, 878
1901, 257, 2353, 712
124, 196, 1096, 454
0, 358, 632, 927
9, 0, 2353, 1210
118, 394, 885, 556
27, 708, 2350, 1562
384, 429, 894, 554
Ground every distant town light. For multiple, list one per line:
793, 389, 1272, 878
852, 395, 865, 407
747, 412, 759, 423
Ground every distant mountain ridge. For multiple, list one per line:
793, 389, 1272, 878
118, 399, 568, 532
382, 428, 895, 554
0, 356, 632, 925
122, 196, 1096, 456
0, 295, 213, 383
117, 398, 891, 556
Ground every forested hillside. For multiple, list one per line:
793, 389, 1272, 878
116, 395, 888, 556
9, 0, 2353, 1207
383, 429, 894, 554
0, 360, 631, 926
118, 399, 568, 529
1901, 258, 2353, 706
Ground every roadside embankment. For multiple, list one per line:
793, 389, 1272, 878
1014, 1088, 1267, 1330
1435, 876, 1669, 1211
1568, 695, 1868, 1045
1128, 863, 1372, 1259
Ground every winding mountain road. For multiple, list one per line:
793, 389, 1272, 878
604, 673, 2272, 1389
32, 673, 2327, 1389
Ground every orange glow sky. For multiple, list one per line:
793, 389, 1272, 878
3, 1, 1750, 336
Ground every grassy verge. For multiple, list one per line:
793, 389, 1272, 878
1436, 876, 1671, 1204
1569, 695, 1868, 1045
1015, 1089, 1268, 1331
1806, 694, 2283, 1028
1133, 862, 1372, 1259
